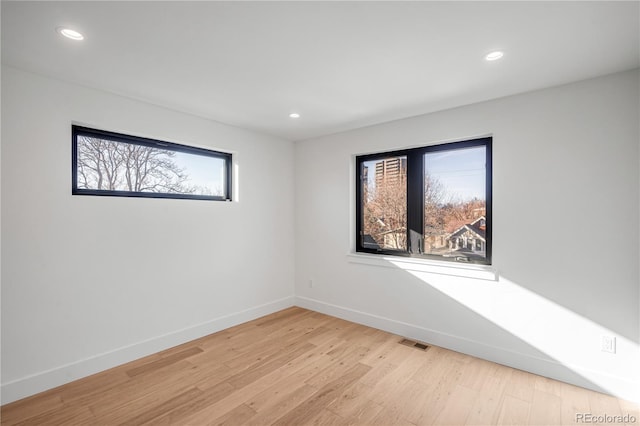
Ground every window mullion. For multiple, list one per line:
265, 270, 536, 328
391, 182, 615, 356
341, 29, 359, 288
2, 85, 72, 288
406, 151, 424, 255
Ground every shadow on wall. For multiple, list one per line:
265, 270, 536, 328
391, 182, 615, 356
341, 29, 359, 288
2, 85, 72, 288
335, 258, 637, 400
497, 263, 639, 345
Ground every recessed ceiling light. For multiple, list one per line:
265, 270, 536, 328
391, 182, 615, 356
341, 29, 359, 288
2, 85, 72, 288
485, 51, 504, 61
57, 27, 84, 41
289, 113, 301, 119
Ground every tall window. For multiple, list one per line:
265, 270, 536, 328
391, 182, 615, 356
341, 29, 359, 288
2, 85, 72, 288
356, 137, 492, 265
72, 126, 232, 201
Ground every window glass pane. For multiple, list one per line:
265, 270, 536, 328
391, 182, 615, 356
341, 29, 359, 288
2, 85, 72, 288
76, 136, 227, 197
361, 155, 407, 251
423, 146, 486, 262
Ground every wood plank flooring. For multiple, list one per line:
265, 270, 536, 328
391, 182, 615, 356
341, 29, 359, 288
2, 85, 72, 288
2, 307, 638, 425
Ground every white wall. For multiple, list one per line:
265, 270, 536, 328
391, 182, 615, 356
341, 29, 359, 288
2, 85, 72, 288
294, 69, 640, 402
2, 65, 638, 405
1, 66, 295, 403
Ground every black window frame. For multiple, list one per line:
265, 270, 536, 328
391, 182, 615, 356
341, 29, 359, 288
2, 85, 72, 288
72, 125, 233, 201
355, 137, 492, 265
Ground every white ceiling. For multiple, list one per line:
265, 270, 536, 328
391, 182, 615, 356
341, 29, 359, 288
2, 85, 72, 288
2, 1, 639, 142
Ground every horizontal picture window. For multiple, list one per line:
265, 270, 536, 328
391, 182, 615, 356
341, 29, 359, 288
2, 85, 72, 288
72, 126, 232, 201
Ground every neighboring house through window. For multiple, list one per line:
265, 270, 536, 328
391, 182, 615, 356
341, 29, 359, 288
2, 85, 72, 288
356, 137, 492, 265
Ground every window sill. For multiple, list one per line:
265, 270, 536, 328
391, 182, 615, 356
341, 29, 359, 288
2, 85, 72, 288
346, 253, 498, 281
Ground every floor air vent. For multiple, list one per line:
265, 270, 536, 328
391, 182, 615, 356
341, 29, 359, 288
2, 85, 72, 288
400, 338, 429, 351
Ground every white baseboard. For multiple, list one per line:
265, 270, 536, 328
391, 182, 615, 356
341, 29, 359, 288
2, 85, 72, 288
1, 296, 295, 405
4, 295, 637, 405
295, 296, 640, 404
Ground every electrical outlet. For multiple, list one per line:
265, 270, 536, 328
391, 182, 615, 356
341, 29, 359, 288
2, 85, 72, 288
601, 335, 616, 354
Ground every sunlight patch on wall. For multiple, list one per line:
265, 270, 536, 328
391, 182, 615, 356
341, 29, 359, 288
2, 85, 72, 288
390, 262, 640, 400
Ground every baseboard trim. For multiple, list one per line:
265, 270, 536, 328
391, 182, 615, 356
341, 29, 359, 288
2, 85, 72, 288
295, 296, 639, 403
1, 296, 295, 405
4, 295, 637, 405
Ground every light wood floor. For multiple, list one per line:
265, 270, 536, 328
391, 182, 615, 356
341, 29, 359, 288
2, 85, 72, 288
2, 307, 638, 425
